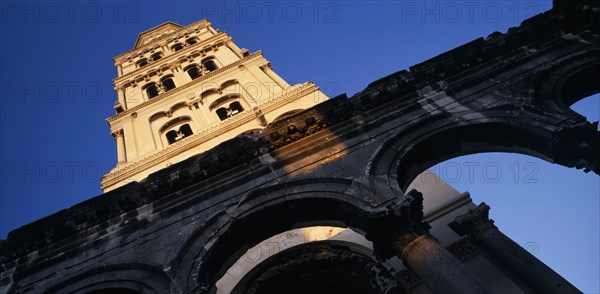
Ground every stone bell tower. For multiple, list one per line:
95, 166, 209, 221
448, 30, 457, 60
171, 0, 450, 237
102, 19, 327, 191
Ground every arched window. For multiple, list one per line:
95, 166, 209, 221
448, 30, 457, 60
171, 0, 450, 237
186, 37, 198, 45
143, 82, 159, 99
203, 59, 219, 72
161, 76, 176, 91
185, 65, 201, 80
136, 58, 148, 68
230, 101, 244, 114
172, 43, 184, 52
216, 108, 229, 121
151, 52, 162, 61
166, 123, 193, 144
216, 101, 245, 121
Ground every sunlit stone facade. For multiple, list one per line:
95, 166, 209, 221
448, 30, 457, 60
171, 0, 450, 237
2, 3, 597, 292
102, 20, 327, 191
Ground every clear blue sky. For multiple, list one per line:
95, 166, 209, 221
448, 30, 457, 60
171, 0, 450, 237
1, 1, 598, 292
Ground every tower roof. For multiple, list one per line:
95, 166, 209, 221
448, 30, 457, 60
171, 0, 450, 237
134, 21, 184, 49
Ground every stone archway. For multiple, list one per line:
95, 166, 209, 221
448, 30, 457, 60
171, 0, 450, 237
171, 178, 393, 293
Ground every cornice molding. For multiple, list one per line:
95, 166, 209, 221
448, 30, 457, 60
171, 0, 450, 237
101, 82, 318, 188
107, 51, 263, 124
114, 32, 229, 84
114, 18, 210, 62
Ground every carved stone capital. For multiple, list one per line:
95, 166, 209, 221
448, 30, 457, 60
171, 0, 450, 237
369, 189, 431, 259
259, 63, 272, 71
111, 129, 124, 139
454, 203, 496, 235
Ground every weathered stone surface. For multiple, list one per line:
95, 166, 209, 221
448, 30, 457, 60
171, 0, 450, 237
1, 1, 599, 293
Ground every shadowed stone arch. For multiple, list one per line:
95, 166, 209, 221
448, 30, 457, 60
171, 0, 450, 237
535, 49, 600, 113
170, 178, 396, 293
230, 240, 398, 294
369, 114, 600, 193
41, 263, 175, 294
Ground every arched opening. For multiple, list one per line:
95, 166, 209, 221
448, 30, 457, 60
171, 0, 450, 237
142, 82, 159, 99
216, 226, 376, 293
151, 52, 162, 61
136, 58, 148, 68
160, 76, 176, 92
559, 64, 600, 107
423, 152, 599, 291
166, 123, 193, 145
159, 116, 193, 146
203, 58, 219, 72
185, 64, 201, 80
173, 181, 388, 293
389, 122, 556, 192
172, 43, 184, 52
229, 240, 394, 294
570, 94, 599, 131
186, 37, 198, 45
216, 101, 245, 121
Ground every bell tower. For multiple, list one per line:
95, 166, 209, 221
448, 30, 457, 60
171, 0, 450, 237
102, 19, 328, 191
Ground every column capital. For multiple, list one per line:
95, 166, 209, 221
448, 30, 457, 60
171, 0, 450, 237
111, 129, 124, 139
259, 62, 272, 71
454, 203, 496, 236
369, 189, 431, 259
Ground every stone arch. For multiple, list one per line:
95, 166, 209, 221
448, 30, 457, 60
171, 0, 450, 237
170, 178, 394, 293
148, 111, 169, 123
41, 263, 174, 294
200, 88, 220, 102
535, 49, 600, 113
169, 101, 188, 114
369, 114, 600, 193
220, 79, 239, 90
158, 116, 193, 134
229, 240, 397, 294
208, 94, 244, 111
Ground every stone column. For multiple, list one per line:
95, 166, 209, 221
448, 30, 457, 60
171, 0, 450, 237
377, 190, 493, 294
259, 63, 289, 90
112, 130, 126, 163
116, 86, 127, 109
455, 203, 581, 294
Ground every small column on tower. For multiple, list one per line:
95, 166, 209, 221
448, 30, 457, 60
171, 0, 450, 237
112, 130, 126, 163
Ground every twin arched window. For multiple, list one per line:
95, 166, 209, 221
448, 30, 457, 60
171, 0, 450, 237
186, 37, 198, 45
216, 101, 244, 121
135, 51, 163, 69
166, 123, 193, 144
172, 43, 184, 52
151, 52, 162, 61
136, 58, 148, 68
142, 76, 177, 99
171, 38, 198, 53
184, 59, 219, 81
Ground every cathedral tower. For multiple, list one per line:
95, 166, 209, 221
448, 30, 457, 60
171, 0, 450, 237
102, 19, 327, 191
